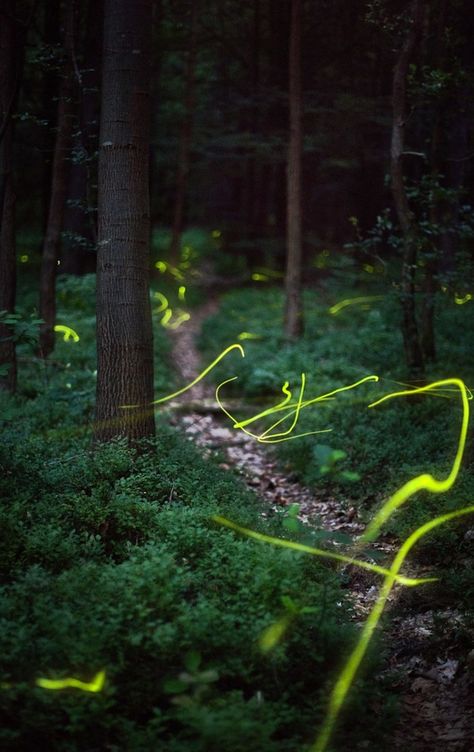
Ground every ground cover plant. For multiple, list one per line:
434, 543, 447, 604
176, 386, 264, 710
0, 272, 393, 752
199, 279, 474, 614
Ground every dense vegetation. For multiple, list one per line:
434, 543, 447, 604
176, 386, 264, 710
1, 0, 474, 750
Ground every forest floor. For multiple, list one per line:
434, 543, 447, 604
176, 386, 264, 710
167, 298, 474, 752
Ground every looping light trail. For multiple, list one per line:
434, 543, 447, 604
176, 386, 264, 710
215, 374, 378, 444
214, 375, 473, 752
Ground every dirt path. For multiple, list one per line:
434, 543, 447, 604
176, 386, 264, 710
167, 300, 474, 752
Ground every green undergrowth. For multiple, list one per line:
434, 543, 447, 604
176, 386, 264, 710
0, 275, 392, 750
199, 285, 474, 606
0, 423, 390, 751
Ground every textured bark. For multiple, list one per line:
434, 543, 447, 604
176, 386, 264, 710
169, 0, 198, 266
94, 0, 155, 443
62, 0, 103, 275
391, 0, 425, 381
39, 2, 75, 357
0, 0, 17, 392
284, 0, 303, 339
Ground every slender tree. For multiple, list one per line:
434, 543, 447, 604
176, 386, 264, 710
39, 0, 75, 357
169, 0, 199, 266
284, 0, 303, 338
94, 0, 155, 443
391, 0, 425, 381
0, 0, 18, 391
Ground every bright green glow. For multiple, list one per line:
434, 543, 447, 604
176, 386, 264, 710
311, 505, 474, 752
35, 670, 106, 693
169, 266, 184, 281
215, 374, 378, 444
178, 285, 186, 301
251, 273, 269, 282
54, 325, 80, 342
162, 310, 191, 330
328, 296, 383, 315
121, 343, 245, 408
214, 376, 472, 752
211, 229, 221, 238
237, 332, 262, 340
454, 292, 472, 305
153, 292, 169, 313
155, 260, 167, 273
259, 614, 293, 653
212, 516, 434, 586
362, 378, 469, 542
20, 254, 29, 263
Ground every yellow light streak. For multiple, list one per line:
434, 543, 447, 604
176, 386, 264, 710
54, 325, 80, 342
328, 296, 383, 315
237, 332, 262, 340
454, 293, 472, 305
121, 343, 245, 408
212, 516, 434, 586
35, 670, 106, 693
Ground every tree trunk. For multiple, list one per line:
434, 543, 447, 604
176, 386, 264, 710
284, 0, 303, 339
390, 0, 425, 381
39, 1, 76, 357
169, 0, 198, 266
0, 0, 17, 392
94, 0, 155, 443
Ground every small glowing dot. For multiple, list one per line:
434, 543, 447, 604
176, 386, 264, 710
20, 254, 29, 263
211, 229, 221, 239
155, 261, 167, 273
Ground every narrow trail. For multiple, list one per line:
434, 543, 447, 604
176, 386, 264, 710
167, 299, 474, 752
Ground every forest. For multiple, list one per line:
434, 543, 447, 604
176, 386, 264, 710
1, 0, 474, 750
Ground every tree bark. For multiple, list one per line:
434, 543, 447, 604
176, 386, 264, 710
284, 0, 303, 339
169, 0, 199, 266
0, 0, 17, 392
391, 0, 425, 380
39, 1, 76, 357
94, 0, 155, 443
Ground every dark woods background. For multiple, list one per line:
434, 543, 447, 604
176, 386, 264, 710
3, 0, 473, 276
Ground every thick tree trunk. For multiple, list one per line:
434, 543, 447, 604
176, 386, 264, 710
391, 0, 425, 381
284, 0, 303, 338
169, 0, 198, 266
0, 0, 17, 392
94, 0, 155, 443
39, 2, 75, 357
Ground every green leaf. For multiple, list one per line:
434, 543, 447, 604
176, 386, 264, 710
314, 444, 334, 464
163, 678, 188, 694
282, 517, 300, 533
340, 470, 360, 482
184, 650, 201, 673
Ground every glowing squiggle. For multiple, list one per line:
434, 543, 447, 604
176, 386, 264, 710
312, 505, 474, 752
212, 516, 435, 586
35, 670, 106, 693
54, 325, 80, 342
362, 378, 469, 542
215, 374, 378, 444
215, 377, 472, 752
328, 296, 383, 315
121, 343, 245, 408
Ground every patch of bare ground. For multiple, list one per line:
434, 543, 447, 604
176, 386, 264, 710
166, 300, 474, 752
